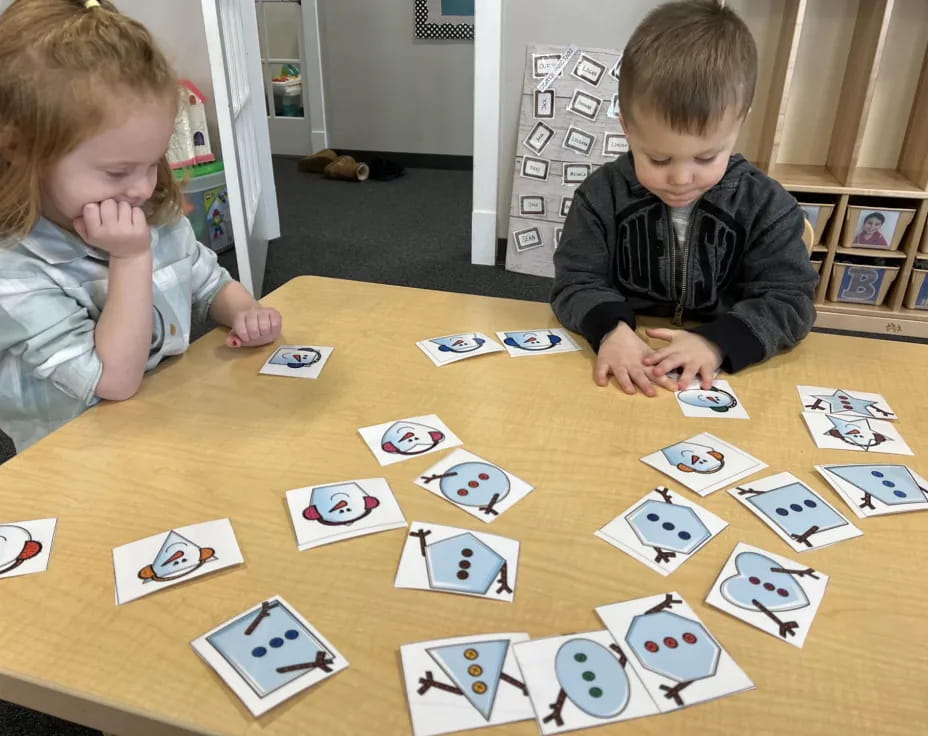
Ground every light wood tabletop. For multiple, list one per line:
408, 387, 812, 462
1, 275, 927, 736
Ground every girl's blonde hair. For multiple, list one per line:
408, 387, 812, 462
0, 0, 183, 239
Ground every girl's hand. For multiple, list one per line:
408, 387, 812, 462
73, 200, 152, 259
226, 307, 282, 348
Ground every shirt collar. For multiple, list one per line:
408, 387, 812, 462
18, 217, 107, 264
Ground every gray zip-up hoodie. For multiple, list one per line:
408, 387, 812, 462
551, 153, 817, 372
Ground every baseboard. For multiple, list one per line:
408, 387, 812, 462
276, 150, 473, 171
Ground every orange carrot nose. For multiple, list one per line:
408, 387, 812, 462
329, 500, 348, 512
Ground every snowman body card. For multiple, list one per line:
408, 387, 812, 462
395, 522, 519, 602
191, 595, 348, 717
801, 412, 912, 455
674, 379, 749, 419
728, 472, 862, 552
815, 463, 928, 517
358, 414, 462, 466
798, 385, 897, 420
706, 542, 828, 648
416, 332, 504, 366
495, 328, 581, 357
400, 632, 534, 736
595, 486, 727, 575
415, 448, 534, 523
0, 517, 57, 580
112, 519, 244, 605
595, 592, 754, 712
640, 432, 767, 496
512, 630, 659, 734
259, 345, 334, 379
285, 478, 407, 550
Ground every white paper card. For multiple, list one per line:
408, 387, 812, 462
512, 630, 659, 734
675, 379, 749, 419
0, 517, 57, 580
416, 332, 505, 367
259, 345, 334, 379
801, 412, 912, 455
706, 542, 828, 648
596, 592, 754, 712
728, 472, 862, 552
415, 448, 534, 523
395, 521, 519, 602
815, 463, 928, 518
401, 632, 534, 736
797, 385, 897, 420
191, 595, 348, 717
286, 477, 407, 550
495, 329, 581, 357
640, 432, 767, 496
595, 486, 727, 576
358, 414, 462, 466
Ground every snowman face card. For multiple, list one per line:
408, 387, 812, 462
191, 595, 348, 717
400, 632, 534, 736
640, 432, 767, 496
512, 630, 659, 734
285, 478, 407, 550
395, 522, 520, 602
496, 329, 581, 357
259, 345, 334, 379
415, 448, 534, 523
112, 519, 244, 605
706, 542, 828, 648
595, 486, 727, 575
595, 592, 754, 712
728, 472, 862, 552
0, 517, 57, 580
358, 414, 462, 466
815, 464, 928, 517
675, 379, 749, 419
801, 412, 911, 455
798, 385, 897, 420
416, 332, 504, 367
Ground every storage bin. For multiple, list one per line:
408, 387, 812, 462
841, 206, 915, 251
799, 202, 835, 246
903, 268, 928, 310
827, 262, 899, 306
273, 77, 303, 117
178, 162, 233, 253
810, 255, 824, 274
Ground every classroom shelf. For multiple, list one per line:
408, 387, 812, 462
834, 246, 908, 260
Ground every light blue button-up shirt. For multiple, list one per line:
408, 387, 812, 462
0, 215, 232, 451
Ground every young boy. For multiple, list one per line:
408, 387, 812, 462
551, 0, 817, 396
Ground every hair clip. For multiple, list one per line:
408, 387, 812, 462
84, 0, 101, 8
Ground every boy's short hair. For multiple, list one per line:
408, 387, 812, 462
619, 0, 757, 134
865, 212, 885, 225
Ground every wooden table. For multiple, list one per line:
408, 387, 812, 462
1, 276, 926, 735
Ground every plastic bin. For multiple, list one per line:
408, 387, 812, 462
827, 262, 899, 305
273, 77, 303, 117
179, 163, 233, 254
799, 202, 835, 246
903, 268, 928, 310
841, 206, 915, 251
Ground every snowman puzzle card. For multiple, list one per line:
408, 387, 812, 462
259, 345, 334, 379
0, 517, 57, 580
285, 478, 407, 550
415, 448, 534, 523
595, 486, 727, 576
706, 542, 828, 649
358, 414, 462, 466
416, 332, 504, 367
595, 592, 754, 712
801, 412, 912, 455
798, 385, 897, 420
400, 632, 534, 736
640, 432, 767, 496
674, 379, 749, 419
815, 463, 928, 517
512, 630, 660, 734
191, 595, 348, 717
495, 328, 581, 357
728, 472, 862, 552
395, 522, 520, 602
112, 519, 244, 605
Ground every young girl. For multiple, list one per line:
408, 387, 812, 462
0, 0, 283, 452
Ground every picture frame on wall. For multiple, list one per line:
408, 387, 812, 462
414, 0, 474, 41
563, 126, 596, 156
567, 89, 604, 122
514, 226, 543, 252
520, 156, 550, 182
519, 195, 546, 217
571, 53, 606, 87
523, 121, 555, 155
534, 89, 555, 119
562, 163, 591, 185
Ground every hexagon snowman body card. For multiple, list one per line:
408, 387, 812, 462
358, 414, 462, 466
512, 630, 659, 734
191, 595, 348, 717
595, 486, 727, 575
400, 632, 534, 736
416, 332, 504, 366
815, 463, 928, 517
394, 522, 520, 602
595, 592, 754, 712
706, 542, 829, 648
0, 517, 57, 580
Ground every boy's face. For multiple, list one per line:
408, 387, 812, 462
621, 105, 744, 208
863, 217, 882, 234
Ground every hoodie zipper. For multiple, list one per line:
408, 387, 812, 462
668, 205, 697, 325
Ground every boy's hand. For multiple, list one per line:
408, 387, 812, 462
73, 200, 152, 259
226, 306, 282, 348
595, 322, 677, 396
643, 328, 722, 390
